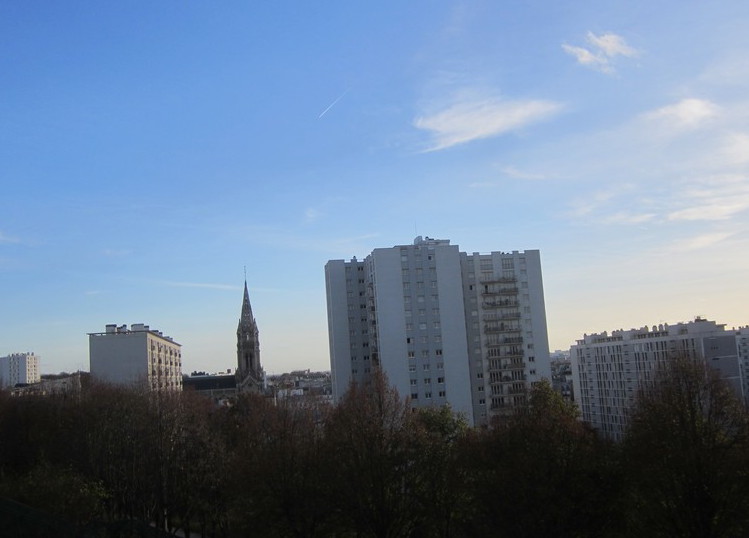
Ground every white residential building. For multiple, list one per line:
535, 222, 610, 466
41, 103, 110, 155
89, 323, 182, 391
571, 318, 748, 441
325, 236, 551, 426
0, 352, 40, 389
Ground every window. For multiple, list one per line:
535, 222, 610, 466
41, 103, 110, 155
425, 392, 432, 398
409, 365, 416, 373
410, 379, 417, 386
424, 377, 431, 384
423, 364, 430, 371
435, 349, 443, 356
411, 393, 418, 400
406, 323, 413, 331
437, 377, 445, 383
439, 390, 446, 397
433, 321, 441, 329
408, 351, 415, 358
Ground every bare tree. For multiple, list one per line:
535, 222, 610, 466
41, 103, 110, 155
623, 356, 749, 537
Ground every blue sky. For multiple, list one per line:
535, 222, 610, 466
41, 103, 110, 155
2, 1, 749, 375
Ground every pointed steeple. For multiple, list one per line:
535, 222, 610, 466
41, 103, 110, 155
237, 279, 263, 393
240, 280, 254, 325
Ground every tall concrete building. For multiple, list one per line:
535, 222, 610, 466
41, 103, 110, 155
89, 323, 182, 391
325, 236, 551, 426
0, 352, 40, 389
571, 318, 748, 441
236, 281, 264, 393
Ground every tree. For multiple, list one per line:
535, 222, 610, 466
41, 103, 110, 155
464, 379, 622, 537
623, 356, 749, 537
324, 372, 423, 538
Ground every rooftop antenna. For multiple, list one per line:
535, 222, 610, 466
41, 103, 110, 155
244, 265, 247, 282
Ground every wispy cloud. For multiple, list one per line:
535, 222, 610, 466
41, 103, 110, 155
414, 96, 563, 151
644, 98, 719, 129
603, 211, 657, 225
562, 32, 639, 74
500, 166, 548, 180
567, 184, 635, 218
669, 231, 734, 252
667, 176, 749, 221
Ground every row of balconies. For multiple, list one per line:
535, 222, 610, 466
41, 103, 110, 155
479, 276, 517, 284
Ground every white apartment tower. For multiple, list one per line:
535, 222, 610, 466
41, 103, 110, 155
89, 323, 182, 391
0, 352, 40, 389
325, 236, 551, 426
571, 318, 747, 441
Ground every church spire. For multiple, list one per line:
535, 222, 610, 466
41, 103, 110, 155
240, 280, 254, 323
236, 279, 263, 393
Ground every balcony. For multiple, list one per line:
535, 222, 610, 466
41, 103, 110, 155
479, 275, 517, 284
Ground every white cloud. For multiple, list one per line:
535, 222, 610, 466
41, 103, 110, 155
603, 212, 657, 225
561, 44, 612, 73
667, 174, 749, 221
721, 132, 749, 165
586, 32, 638, 58
669, 231, 734, 252
501, 166, 548, 180
644, 98, 719, 129
563, 32, 639, 74
414, 97, 562, 151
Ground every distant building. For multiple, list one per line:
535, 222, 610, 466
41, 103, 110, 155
89, 324, 182, 391
183, 371, 237, 402
266, 370, 332, 402
325, 236, 551, 427
571, 318, 747, 441
11, 372, 82, 398
236, 281, 265, 393
0, 352, 40, 389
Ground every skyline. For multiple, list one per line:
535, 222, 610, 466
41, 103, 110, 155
2, 2, 749, 375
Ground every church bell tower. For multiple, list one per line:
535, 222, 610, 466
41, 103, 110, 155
236, 280, 263, 392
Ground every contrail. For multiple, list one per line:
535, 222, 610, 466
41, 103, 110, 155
318, 88, 350, 119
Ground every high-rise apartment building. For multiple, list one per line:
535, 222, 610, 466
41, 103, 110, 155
0, 352, 40, 389
571, 318, 748, 441
89, 323, 182, 391
325, 236, 551, 426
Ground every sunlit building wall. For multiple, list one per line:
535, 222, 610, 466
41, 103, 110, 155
89, 323, 182, 391
326, 236, 551, 427
0, 352, 40, 389
571, 318, 746, 441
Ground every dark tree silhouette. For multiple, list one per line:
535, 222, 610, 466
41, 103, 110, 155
623, 356, 749, 537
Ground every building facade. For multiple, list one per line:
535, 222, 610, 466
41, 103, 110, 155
0, 352, 40, 389
325, 236, 551, 426
236, 281, 264, 393
89, 323, 182, 391
571, 318, 747, 441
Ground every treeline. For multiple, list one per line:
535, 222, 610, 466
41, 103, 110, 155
1, 359, 749, 537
